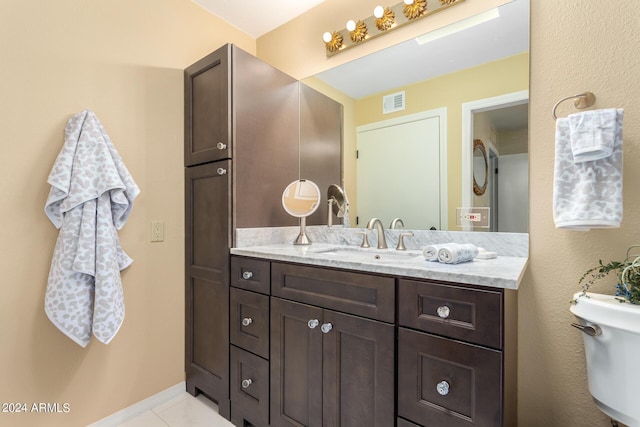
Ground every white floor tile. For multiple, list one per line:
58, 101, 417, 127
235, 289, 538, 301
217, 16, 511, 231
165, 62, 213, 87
154, 393, 234, 427
116, 410, 169, 427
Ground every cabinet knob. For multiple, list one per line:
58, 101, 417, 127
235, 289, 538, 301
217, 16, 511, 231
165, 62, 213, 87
241, 317, 253, 326
321, 323, 333, 334
308, 319, 319, 329
242, 271, 253, 280
217, 142, 227, 150
241, 379, 253, 389
436, 380, 450, 396
437, 305, 450, 319
217, 167, 227, 176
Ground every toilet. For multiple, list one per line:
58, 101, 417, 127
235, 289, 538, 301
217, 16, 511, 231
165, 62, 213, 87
570, 292, 640, 427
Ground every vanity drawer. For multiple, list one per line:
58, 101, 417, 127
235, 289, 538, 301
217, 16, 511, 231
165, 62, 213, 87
398, 279, 502, 349
398, 328, 502, 427
230, 345, 269, 427
271, 262, 395, 323
231, 256, 270, 295
230, 288, 269, 359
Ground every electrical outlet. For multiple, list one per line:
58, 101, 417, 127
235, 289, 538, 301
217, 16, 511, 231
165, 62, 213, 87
150, 221, 164, 242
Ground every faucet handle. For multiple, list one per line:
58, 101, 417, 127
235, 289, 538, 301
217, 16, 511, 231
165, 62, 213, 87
396, 232, 414, 251
355, 231, 370, 248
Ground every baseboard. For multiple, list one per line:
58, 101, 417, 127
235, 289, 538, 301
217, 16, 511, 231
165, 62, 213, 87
87, 382, 185, 427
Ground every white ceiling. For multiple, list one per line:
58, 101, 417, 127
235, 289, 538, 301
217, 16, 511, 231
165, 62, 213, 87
192, 0, 326, 38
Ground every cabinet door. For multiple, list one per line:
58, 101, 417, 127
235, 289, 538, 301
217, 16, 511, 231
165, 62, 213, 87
322, 310, 395, 427
185, 161, 231, 416
184, 44, 231, 166
398, 328, 502, 427
270, 298, 323, 427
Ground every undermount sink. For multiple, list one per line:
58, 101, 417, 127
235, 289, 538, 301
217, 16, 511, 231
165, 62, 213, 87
312, 247, 422, 263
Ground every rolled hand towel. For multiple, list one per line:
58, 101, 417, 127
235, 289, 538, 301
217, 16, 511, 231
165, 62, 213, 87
423, 244, 447, 261
437, 243, 479, 264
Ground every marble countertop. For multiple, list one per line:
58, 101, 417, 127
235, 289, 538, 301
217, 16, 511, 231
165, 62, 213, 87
231, 243, 528, 290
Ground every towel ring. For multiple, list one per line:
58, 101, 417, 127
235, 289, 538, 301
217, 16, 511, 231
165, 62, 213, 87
552, 92, 596, 120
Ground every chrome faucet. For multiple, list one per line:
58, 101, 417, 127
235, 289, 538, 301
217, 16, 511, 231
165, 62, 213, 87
366, 218, 388, 249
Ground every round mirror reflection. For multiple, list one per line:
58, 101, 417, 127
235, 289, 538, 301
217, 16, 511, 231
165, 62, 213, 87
473, 139, 488, 196
282, 179, 321, 217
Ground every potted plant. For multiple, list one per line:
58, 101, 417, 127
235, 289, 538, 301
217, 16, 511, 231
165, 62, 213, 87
572, 245, 640, 305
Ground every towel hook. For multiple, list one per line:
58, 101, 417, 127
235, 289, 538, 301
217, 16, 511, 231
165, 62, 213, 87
552, 92, 596, 120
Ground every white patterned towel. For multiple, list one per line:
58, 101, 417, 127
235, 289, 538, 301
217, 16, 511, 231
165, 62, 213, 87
569, 109, 617, 163
437, 243, 479, 264
44, 110, 140, 347
553, 109, 623, 230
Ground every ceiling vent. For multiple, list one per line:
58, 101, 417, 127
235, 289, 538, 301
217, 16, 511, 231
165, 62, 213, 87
382, 91, 405, 114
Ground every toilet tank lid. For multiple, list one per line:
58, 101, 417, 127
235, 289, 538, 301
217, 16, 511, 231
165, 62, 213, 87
570, 292, 640, 334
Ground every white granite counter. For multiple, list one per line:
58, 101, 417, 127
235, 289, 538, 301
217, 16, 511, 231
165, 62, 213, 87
231, 242, 528, 290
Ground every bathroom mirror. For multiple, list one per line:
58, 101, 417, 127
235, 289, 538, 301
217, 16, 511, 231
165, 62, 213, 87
473, 139, 488, 196
282, 179, 321, 244
301, 0, 529, 232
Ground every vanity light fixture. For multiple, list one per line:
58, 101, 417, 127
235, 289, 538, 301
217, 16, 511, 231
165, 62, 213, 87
374, 6, 395, 31
322, 31, 343, 53
346, 19, 368, 42
322, 0, 465, 57
402, 0, 427, 20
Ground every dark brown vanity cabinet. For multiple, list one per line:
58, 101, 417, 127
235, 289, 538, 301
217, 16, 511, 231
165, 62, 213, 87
270, 263, 395, 427
397, 279, 517, 427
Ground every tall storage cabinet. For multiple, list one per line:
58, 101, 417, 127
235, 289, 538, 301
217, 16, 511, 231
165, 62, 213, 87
184, 44, 342, 419
184, 44, 301, 418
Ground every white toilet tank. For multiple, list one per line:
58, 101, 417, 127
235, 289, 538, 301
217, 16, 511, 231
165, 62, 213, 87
570, 292, 640, 427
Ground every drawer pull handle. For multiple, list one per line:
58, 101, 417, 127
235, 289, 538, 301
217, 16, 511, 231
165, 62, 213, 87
241, 379, 253, 389
436, 381, 450, 396
217, 142, 227, 150
217, 167, 227, 176
308, 319, 319, 329
321, 323, 333, 334
437, 305, 451, 319
242, 271, 253, 280
241, 317, 253, 326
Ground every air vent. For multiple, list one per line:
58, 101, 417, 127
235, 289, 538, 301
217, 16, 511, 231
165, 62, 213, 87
382, 91, 405, 114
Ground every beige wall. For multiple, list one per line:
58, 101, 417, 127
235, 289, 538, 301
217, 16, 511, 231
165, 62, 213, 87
259, 0, 640, 426
0, 1, 253, 426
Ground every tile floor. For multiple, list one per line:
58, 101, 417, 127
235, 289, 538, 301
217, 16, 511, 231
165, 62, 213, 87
117, 392, 233, 427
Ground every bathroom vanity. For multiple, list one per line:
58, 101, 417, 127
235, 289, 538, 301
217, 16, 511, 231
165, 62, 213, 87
227, 239, 524, 427
184, 43, 526, 427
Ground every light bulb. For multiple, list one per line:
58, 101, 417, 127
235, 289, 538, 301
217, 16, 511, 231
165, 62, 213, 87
374, 5, 384, 18
404, 0, 414, 4
322, 32, 332, 43
346, 20, 356, 32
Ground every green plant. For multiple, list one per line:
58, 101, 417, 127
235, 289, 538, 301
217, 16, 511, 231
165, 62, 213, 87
573, 253, 640, 305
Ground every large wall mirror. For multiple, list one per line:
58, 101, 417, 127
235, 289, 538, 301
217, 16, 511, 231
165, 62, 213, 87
301, 0, 529, 233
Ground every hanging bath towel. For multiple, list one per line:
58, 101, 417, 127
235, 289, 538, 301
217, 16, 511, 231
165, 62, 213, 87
44, 110, 140, 347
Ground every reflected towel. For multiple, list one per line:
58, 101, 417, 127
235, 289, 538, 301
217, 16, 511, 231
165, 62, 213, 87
44, 110, 140, 347
569, 109, 618, 163
553, 109, 623, 230
437, 243, 479, 264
